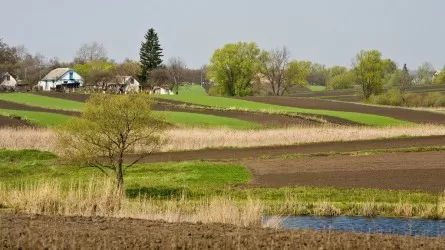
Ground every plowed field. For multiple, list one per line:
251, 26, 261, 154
243, 96, 445, 124
2, 214, 444, 249
244, 151, 445, 192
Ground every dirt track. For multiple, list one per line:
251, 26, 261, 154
137, 135, 445, 163
0, 115, 34, 128
2, 214, 444, 249
243, 96, 445, 124
245, 151, 445, 193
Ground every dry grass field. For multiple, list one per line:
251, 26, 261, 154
2, 124, 445, 153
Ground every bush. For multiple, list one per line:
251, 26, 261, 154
367, 89, 403, 106
327, 72, 356, 90
423, 92, 442, 107
368, 90, 445, 108
434, 96, 445, 107
404, 93, 423, 107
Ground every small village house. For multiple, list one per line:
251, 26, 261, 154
0, 72, 18, 89
37, 68, 83, 91
151, 86, 174, 95
107, 76, 141, 93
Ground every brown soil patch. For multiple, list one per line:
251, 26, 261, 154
0, 115, 35, 128
244, 151, 445, 193
2, 214, 444, 249
137, 135, 445, 163
0, 100, 79, 116
243, 96, 445, 124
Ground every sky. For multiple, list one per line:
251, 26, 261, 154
2, 0, 444, 69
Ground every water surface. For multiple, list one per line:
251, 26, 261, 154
269, 216, 445, 237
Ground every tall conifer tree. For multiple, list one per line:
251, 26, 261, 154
139, 28, 163, 87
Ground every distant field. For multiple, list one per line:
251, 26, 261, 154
177, 84, 207, 96
0, 92, 409, 126
0, 108, 260, 129
155, 95, 410, 126
307, 86, 326, 92
0, 93, 83, 111
155, 111, 261, 129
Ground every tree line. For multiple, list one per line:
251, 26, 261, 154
1, 33, 444, 97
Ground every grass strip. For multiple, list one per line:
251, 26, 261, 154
155, 95, 411, 126
0, 93, 84, 111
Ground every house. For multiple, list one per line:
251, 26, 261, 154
37, 68, 83, 91
152, 86, 174, 95
0, 73, 18, 89
107, 76, 141, 93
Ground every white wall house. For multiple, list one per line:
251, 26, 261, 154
37, 68, 83, 91
152, 86, 174, 95
0, 73, 18, 88
107, 76, 141, 93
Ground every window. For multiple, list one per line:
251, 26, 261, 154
69, 72, 74, 80
6, 75, 10, 81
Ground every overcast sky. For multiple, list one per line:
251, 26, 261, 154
2, 0, 444, 69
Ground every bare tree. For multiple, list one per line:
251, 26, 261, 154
115, 59, 141, 78
149, 67, 171, 90
167, 57, 186, 94
258, 46, 291, 96
74, 42, 108, 64
0, 38, 19, 75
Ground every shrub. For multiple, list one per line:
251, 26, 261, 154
367, 89, 402, 106
434, 96, 445, 107
404, 93, 423, 107
370, 91, 445, 107
327, 71, 356, 90
423, 92, 443, 107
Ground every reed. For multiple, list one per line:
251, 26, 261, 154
0, 179, 264, 227
2, 124, 445, 153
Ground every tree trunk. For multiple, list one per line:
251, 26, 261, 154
117, 165, 124, 192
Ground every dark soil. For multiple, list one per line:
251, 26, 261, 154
2, 214, 444, 249
136, 135, 445, 163
244, 151, 445, 193
0, 115, 35, 128
243, 96, 445, 124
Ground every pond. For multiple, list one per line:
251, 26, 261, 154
267, 216, 445, 237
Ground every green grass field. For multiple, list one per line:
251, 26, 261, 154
155, 111, 261, 129
0, 108, 260, 129
177, 84, 207, 96
0, 149, 439, 217
307, 86, 326, 92
0, 93, 84, 111
0, 109, 71, 127
155, 95, 411, 126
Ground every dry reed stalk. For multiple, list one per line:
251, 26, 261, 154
0, 179, 264, 227
2, 124, 445, 154
313, 202, 341, 217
